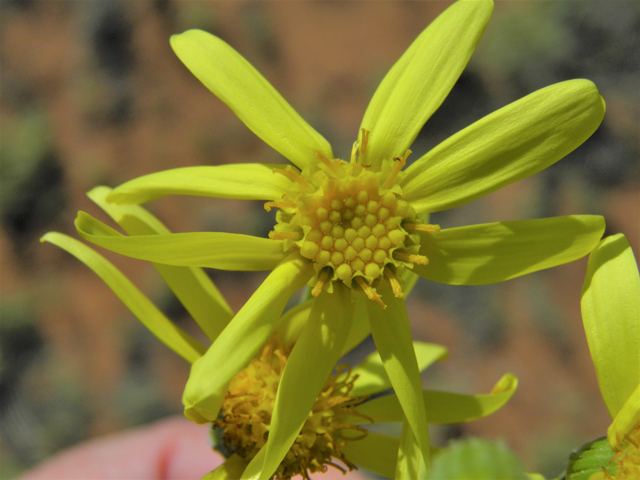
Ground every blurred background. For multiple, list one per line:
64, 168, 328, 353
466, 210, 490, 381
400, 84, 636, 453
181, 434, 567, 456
1, 1, 638, 478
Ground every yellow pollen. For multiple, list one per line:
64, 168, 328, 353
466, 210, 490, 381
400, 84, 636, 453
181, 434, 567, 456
264, 201, 296, 212
355, 277, 385, 309
608, 422, 640, 479
404, 223, 442, 233
273, 166, 315, 192
384, 268, 404, 298
213, 336, 370, 480
394, 251, 429, 266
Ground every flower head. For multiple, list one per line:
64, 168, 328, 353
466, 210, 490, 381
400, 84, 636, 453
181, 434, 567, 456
69, 0, 606, 474
42, 210, 518, 480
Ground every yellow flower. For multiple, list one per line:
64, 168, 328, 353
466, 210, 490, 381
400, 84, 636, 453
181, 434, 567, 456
71, 0, 605, 473
41, 195, 518, 480
576, 234, 640, 480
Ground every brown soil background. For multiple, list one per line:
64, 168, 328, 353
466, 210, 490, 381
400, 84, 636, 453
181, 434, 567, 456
1, 1, 638, 478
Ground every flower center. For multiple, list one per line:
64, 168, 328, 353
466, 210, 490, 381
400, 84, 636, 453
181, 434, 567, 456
266, 130, 439, 307
212, 336, 370, 480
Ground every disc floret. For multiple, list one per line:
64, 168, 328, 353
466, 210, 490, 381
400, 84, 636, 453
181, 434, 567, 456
267, 131, 439, 307
213, 336, 370, 480
606, 423, 640, 480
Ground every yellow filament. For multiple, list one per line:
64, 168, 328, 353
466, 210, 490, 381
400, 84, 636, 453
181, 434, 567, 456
384, 268, 404, 298
355, 277, 385, 309
264, 201, 296, 212
273, 166, 315, 192
314, 151, 343, 177
268, 231, 302, 241
394, 251, 428, 265
312, 269, 330, 297
382, 149, 411, 188
360, 128, 369, 156
404, 223, 441, 233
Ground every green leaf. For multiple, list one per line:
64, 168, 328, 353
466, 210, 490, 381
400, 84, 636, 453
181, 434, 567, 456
170, 30, 332, 170
403, 80, 605, 213
367, 292, 431, 470
564, 437, 615, 480
182, 253, 312, 424
106, 164, 292, 205
581, 234, 640, 419
240, 284, 354, 480
341, 432, 399, 479
350, 342, 448, 397
88, 186, 233, 342
415, 216, 605, 285
360, 0, 493, 170
355, 373, 518, 425
41, 233, 205, 363
427, 438, 527, 480
75, 211, 285, 271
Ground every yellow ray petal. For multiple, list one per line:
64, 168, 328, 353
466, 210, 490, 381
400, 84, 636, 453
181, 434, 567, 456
360, 0, 493, 170
89, 186, 233, 342
582, 234, 640, 419
106, 164, 293, 205
41, 233, 205, 363
170, 30, 332, 170
415, 216, 605, 285
75, 211, 286, 271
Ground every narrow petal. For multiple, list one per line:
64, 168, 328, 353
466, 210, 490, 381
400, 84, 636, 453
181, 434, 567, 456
106, 164, 292, 205
354, 373, 518, 424
182, 252, 312, 424
396, 417, 423, 480
608, 384, 640, 448
403, 80, 606, 213
274, 299, 312, 348
75, 211, 286, 271
89, 186, 233, 342
170, 30, 332, 170
359, 0, 493, 169
41, 233, 205, 363
582, 234, 640, 419
415, 216, 605, 285
341, 432, 399, 480
367, 292, 431, 469
341, 295, 370, 355
350, 342, 448, 397
241, 284, 354, 480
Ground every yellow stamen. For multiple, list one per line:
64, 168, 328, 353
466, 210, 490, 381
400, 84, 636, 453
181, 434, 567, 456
264, 201, 296, 212
384, 268, 404, 298
360, 128, 369, 156
314, 151, 343, 178
312, 269, 331, 297
382, 149, 411, 188
355, 277, 385, 309
394, 251, 428, 265
268, 231, 302, 241
273, 166, 315, 192
404, 223, 441, 233
350, 141, 359, 164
